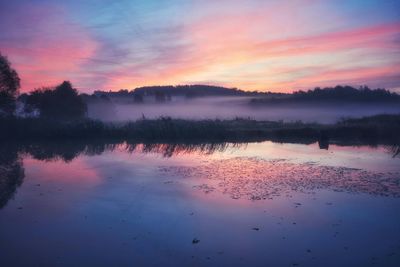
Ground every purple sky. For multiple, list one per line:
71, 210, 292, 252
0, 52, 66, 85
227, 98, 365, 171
0, 0, 399, 93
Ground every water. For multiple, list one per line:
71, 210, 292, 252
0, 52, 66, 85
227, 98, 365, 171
0, 141, 399, 266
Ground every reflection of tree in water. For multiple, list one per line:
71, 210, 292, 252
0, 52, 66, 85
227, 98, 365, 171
22, 140, 120, 162
0, 144, 24, 209
387, 145, 400, 158
5, 141, 400, 164
20, 140, 239, 161
0, 140, 236, 208
1, 139, 397, 209
126, 142, 239, 157
5, 139, 400, 165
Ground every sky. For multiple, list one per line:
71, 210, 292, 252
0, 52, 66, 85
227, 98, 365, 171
0, 0, 399, 93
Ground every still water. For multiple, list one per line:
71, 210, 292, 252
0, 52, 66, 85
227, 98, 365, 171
0, 141, 399, 266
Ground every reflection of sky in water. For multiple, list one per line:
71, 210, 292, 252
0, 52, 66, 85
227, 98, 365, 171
0, 142, 399, 266
162, 157, 400, 200
206, 142, 400, 172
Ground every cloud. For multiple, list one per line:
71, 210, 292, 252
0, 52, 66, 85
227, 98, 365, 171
0, 2, 97, 91
0, 0, 399, 92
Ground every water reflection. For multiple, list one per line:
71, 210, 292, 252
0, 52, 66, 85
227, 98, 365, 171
1, 140, 400, 267
19, 141, 239, 162
0, 141, 239, 209
0, 144, 24, 209
129, 142, 241, 157
21, 141, 120, 162
387, 145, 400, 158
161, 157, 400, 199
0, 140, 399, 210
13, 140, 400, 162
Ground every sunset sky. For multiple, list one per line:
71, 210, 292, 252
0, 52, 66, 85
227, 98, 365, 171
0, 0, 399, 93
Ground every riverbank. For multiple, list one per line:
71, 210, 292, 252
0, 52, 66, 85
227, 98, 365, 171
1, 114, 399, 146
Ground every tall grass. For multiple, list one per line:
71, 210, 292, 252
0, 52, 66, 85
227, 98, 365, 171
1, 114, 399, 145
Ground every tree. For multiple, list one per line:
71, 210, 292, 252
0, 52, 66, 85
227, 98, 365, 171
0, 52, 20, 116
133, 93, 144, 103
26, 81, 87, 120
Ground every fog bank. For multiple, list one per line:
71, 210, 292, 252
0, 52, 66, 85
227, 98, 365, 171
87, 97, 400, 124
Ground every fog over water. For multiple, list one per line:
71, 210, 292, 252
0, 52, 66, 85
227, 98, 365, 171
87, 97, 400, 123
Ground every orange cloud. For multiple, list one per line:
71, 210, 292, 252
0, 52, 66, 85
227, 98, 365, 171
121, 21, 400, 92
1, 1, 399, 93
273, 64, 400, 91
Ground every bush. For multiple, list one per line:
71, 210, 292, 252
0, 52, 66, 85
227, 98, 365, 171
0, 52, 20, 116
25, 81, 87, 120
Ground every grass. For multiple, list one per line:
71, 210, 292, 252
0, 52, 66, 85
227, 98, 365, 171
1, 114, 399, 145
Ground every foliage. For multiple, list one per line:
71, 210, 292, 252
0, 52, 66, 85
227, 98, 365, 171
0, 52, 20, 116
25, 81, 87, 119
251, 85, 400, 104
94, 85, 268, 99
1, 115, 399, 147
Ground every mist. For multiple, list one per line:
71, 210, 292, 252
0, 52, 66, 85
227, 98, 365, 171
87, 96, 400, 124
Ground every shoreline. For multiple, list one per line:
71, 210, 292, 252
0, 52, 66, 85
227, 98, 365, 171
1, 114, 399, 147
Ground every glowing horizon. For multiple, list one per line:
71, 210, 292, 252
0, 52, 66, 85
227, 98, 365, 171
0, 0, 399, 93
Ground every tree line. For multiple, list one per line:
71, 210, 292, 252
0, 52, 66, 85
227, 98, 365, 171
0, 52, 87, 120
250, 85, 400, 104
1, 51, 399, 121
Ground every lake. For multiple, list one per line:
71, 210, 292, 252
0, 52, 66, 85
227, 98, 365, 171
0, 141, 399, 266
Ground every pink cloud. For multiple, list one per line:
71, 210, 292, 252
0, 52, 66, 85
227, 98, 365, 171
0, 4, 97, 92
276, 64, 400, 91
120, 21, 400, 92
1, 1, 399, 93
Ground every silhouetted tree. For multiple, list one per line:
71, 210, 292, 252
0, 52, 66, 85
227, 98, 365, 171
93, 85, 267, 100
25, 81, 87, 120
0, 52, 20, 116
81, 93, 116, 120
251, 85, 400, 104
133, 93, 144, 103
155, 91, 166, 102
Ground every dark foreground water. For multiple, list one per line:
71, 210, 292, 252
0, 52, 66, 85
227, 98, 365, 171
0, 141, 399, 266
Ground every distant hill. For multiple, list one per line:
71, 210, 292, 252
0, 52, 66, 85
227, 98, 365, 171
92, 85, 400, 105
250, 86, 400, 104
94, 85, 271, 99
133, 85, 266, 97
